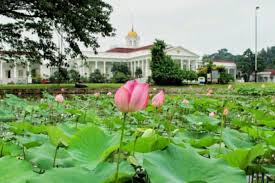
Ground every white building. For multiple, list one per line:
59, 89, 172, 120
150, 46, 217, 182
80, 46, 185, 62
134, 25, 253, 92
68, 28, 202, 81
0, 28, 202, 84
213, 60, 237, 80
256, 69, 275, 82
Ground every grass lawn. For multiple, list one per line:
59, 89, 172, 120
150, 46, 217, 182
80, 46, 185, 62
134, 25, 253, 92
0, 82, 274, 91
0, 83, 122, 90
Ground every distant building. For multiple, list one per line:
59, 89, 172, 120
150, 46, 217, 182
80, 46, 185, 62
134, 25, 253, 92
213, 60, 237, 80
256, 69, 275, 82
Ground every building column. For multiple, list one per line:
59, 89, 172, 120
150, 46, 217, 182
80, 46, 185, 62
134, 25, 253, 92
14, 64, 17, 82
181, 60, 183, 70
145, 60, 148, 77
141, 60, 144, 77
133, 61, 136, 76
95, 61, 98, 71
103, 61, 106, 74
27, 62, 32, 83
0, 61, 2, 81
195, 60, 198, 70
188, 59, 191, 71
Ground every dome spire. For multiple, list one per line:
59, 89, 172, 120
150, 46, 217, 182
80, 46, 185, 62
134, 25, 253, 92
126, 25, 140, 48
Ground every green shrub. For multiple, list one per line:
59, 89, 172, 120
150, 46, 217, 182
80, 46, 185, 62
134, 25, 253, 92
218, 72, 234, 84
89, 69, 106, 83
135, 67, 143, 78
111, 63, 131, 83
183, 70, 198, 81
68, 69, 80, 83
49, 68, 69, 83
111, 72, 131, 83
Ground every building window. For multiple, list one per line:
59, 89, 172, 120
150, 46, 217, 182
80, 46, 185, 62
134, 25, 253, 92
5, 70, 11, 79
18, 70, 24, 78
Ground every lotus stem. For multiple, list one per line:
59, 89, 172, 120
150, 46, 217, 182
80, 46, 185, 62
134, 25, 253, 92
115, 113, 127, 183
53, 145, 60, 168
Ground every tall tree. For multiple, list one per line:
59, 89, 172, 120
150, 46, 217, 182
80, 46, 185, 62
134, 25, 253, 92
203, 48, 235, 61
150, 40, 186, 85
237, 49, 264, 82
0, 0, 115, 67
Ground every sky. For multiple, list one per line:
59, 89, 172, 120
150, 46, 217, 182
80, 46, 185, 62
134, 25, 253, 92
96, 0, 275, 56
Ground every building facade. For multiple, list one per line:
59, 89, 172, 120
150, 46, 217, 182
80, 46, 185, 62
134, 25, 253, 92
213, 60, 237, 80
0, 28, 202, 84
256, 69, 275, 82
68, 28, 202, 81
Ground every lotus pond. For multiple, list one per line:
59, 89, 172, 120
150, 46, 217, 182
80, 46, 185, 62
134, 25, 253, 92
0, 88, 274, 183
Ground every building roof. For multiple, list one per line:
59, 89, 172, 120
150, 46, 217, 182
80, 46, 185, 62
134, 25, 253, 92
106, 45, 153, 53
213, 60, 236, 64
264, 69, 275, 75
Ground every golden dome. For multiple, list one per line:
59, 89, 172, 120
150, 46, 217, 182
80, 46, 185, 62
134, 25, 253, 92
127, 27, 138, 38
127, 31, 138, 38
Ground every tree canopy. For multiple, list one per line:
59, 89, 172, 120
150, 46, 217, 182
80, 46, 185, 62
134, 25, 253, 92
0, 0, 115, 67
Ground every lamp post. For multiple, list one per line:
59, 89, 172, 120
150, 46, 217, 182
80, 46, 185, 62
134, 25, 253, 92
255, 6, 260, 82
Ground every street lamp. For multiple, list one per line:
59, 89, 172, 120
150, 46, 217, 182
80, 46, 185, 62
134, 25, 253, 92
255, 6, 260, 82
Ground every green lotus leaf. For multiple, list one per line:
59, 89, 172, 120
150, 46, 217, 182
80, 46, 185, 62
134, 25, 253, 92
143, 144, 246, 183
0, 156, 36, 183
68, 126, 119, 169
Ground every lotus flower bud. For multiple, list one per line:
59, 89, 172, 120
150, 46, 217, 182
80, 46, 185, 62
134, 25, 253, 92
114, 80, 149, 113
55, 94, 64, 103
152, 90, 165, 108
182, 99, 189, 105
209, 112, 215, 117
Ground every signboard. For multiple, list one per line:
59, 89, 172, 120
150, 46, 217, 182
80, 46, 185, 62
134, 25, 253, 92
211, 70, 220, 83
207, 73, 212, 83
198, 77, 206, 85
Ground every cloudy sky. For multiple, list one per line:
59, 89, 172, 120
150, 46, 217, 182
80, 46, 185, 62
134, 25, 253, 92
97, 0, 275, 56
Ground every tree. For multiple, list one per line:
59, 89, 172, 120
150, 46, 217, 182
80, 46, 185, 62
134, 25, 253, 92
89, 69, 105, 83
150, 40, 185, 85
111, 63, 131, 83
203, 48, 235, 61
135, 67, 143, 78
237, 49, 264, 82
0, 0, 115, 68
111, 63, 131, 76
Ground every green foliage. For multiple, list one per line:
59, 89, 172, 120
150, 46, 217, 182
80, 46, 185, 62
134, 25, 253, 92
68, 69, 80, 83
182, 70, 198, 81
111, 63, 131, 83
0, 157, 36, 183
0, 89, 274, 182
135, 67, 143, 78
219, 72, 234, 84
49, 68, 70, 83
89, 69, 106, 83
111, 63, 131, 76
150, 40, 187, 85
0, 0, 114, 67
111, 71, 131, 83
143, 145, 247, 183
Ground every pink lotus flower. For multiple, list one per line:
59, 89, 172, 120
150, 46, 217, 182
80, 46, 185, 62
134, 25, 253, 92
61, 88, 65, 93
182, 99, 189, 105
209, 112, 216, 117
107, 92, 112, 96
152, 90, 165, 108
55, 94, 64, 103
94, 92, 100, 98
115, 80, 149, 113
206, 92, 212, 96
223, 108, 229, 116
